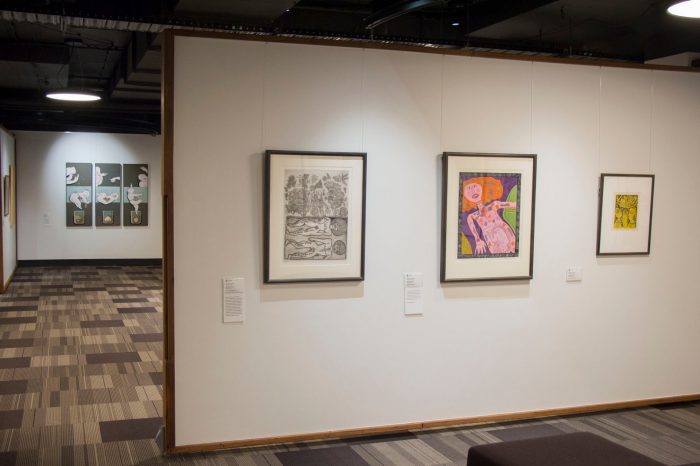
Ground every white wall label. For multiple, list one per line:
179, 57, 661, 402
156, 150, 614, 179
222, 277, 245, 323
566, 267, 582, 282
404, 272, 424, 316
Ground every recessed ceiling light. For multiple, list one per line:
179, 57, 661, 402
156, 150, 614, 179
451, 21, 460, 26
46, 91, 101, 102
668, 0, 700, 18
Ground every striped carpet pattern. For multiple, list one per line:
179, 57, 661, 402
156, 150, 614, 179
161, 402, 700, 466
2, 266, 700, 466
0, 266, 163, 466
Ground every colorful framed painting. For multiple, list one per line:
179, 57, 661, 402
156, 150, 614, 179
596, 174, 654, 256
66, 162, 93, 227
441, 152, 536, 282
264, 150, 366, 283
95, 163, 122, 226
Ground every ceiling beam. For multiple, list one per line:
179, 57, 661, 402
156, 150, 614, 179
463, 0, 559, 34
365, 0, 447, 30
0, 41, 69, 64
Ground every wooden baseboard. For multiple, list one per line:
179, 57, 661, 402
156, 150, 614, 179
17, 259, 162, 267
168, 393, 700, 454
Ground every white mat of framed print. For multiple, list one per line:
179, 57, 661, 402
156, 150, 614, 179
596, 174, 655, 256
441, 152, 536, 282
264, 150, 366, 283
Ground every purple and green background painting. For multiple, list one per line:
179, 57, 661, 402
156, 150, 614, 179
458, 172, 521, 259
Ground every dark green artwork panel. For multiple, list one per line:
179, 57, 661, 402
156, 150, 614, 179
123, 164, 148, 227
95, 163, 122, 226
66, 162, 92, 227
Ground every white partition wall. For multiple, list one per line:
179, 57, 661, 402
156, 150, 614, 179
169, 34, 700, 449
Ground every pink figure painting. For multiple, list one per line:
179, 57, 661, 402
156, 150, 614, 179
459, 175, 519, 257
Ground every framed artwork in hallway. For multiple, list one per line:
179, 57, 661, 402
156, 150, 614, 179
66, 162, 93, 227
3, 174, 8, 217
123, 164, 149, 226
441, 152, 536, 282
596, 173, 655, 255
95, 163, 122, 226
264, 150, 367, 283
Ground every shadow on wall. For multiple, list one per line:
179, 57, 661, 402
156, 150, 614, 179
260, 281, 364, 302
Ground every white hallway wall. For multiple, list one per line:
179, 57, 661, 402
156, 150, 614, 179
1, 127, 17, 284
16, 131, 162, 260
172, 37, 700, 446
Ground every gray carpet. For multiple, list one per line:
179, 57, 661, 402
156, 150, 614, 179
157, 402, 700, 465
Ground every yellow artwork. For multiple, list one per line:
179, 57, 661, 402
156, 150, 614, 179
614, 194, 637, 229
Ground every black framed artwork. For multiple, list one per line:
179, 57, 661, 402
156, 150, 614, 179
596, 173, 655, 256
264, 150, 367, 283
441, 152, 537, 282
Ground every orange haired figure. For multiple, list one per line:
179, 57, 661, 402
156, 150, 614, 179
462, 177, 516, 255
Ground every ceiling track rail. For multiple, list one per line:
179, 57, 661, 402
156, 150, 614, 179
0, 10, 638, 62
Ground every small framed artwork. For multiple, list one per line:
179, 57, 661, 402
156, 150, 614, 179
102, 210, 114, 225
73, 211, 85, 225
264, 150, 367, 283
9, 165, 15, 225
2, 175, 8, 217
441, 152, 537, 282
596, 174, 655, 256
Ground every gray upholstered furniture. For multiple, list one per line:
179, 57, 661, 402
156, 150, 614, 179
467, 431, 663, 466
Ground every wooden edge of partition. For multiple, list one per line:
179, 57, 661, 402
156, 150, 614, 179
169, 393, 700, 454
2, 267, 15, 292
162, 28, 176, 454
0, 126, 5, 291
168, 28, 700, 74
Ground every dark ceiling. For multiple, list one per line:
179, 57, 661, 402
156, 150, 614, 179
0, 0, 698, 134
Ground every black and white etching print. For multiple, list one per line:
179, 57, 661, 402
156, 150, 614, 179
284, 169, 349, 260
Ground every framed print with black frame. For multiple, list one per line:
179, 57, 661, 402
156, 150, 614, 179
441, 152, 536, 282
2, 175, 8, 217
596, 173, 654, 256
264, 150, 367, 284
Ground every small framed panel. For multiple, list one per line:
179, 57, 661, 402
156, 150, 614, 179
95, 163, 122, 226
123, 164, 148, 227
264, 150, 367, 283
441, 152, 537, 282
66, 162, 92, 227
2, 174, 8, 217
596, 174, 655, 256
9, 165, 15, 226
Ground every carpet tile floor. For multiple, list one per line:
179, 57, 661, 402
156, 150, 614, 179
2, 266, 700, 466
0, 266, 163, 466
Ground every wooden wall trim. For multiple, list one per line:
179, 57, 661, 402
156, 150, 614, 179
169, 393, 700, 454
162, 28, 176, 454
169, 29, 700, 74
